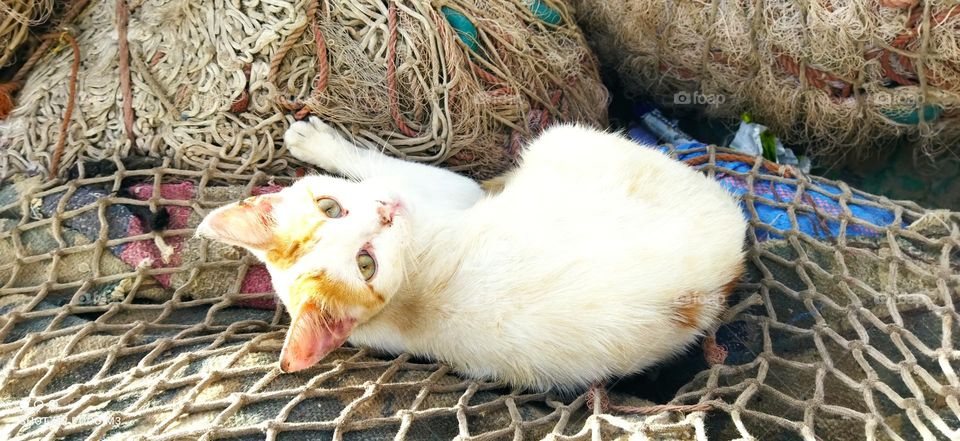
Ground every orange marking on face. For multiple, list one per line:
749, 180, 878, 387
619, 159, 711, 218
290, 271, 385, 314
266, 219, 324, 269
673, 291, 703, 329
370, 286, 385, 304
267, 239, 307, 269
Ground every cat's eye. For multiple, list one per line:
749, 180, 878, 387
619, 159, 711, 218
317, 197, 343, 218
357, 250, 377, 281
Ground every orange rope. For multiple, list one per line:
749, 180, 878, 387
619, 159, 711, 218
50, 33, 81, 176
703, 336, 728, 365
116, 0, 136, 144
655, 5, 959, 97
470, 60, 506, 86
877, 50, 917, 86
874, 5, 960, 88
682, 152, 795, 178
148, 51, 165, 67
685, 152, 838, 236
0, 0, 93, 120
879, 0, 918, 8
292, 0, 329, 120
271, 0, 320, 119
230, 64, 252, 113
587, 385, 713, 415
0, 83, 17, 119
386, 1, 418, 137
775, 51, 852, 98
312, 2, 329, 95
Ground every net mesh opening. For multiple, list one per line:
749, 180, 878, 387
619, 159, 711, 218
0, 145, 957, 440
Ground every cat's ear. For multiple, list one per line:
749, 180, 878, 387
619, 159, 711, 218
196, 194, 280, 250
279, 303, 356, 372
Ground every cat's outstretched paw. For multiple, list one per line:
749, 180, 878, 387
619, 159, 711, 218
284, 117, 346, 166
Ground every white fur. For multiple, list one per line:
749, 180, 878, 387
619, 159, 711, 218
227, 118, 746, 391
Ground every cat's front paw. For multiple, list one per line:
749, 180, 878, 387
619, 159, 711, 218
283, 117, 346, 166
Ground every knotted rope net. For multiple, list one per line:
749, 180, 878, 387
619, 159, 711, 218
0, 0, 608, 180
0, 0, 55, 69
572, 0, 960, 160
0, 145, 957, 440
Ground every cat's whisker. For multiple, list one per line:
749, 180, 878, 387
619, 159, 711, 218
400, 256, 412, 286
317, 312, 333, 334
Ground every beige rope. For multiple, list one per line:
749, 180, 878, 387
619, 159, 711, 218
572, 0, 960, 161
1, 0, 608, 181
0, 0, 55, 68
0, 145, 957, 439
587, 384, 713, 415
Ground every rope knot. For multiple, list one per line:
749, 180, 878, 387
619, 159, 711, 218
587, 383, 714, 416
586, 384, 610, 413
703, 336, 728, 365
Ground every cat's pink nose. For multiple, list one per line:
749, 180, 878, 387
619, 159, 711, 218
377, 200, 400, 226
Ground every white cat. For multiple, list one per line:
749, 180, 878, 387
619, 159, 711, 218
197, 118, 746, 391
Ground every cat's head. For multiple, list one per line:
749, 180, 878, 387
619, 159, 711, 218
197, 175, 409, 372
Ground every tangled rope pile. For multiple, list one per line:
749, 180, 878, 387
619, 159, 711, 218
0, 0, 607, 180
0, 0, 59, 119
0, 0, 55, 69
573, 0, 960, 160
0, 145, 956, 439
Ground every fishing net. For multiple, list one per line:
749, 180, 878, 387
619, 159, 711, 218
572, 0, 960, 159
0, 0, 60, 120
0, 144, 957, 440
0, 0, 607, 180
0, 0, 55, 69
